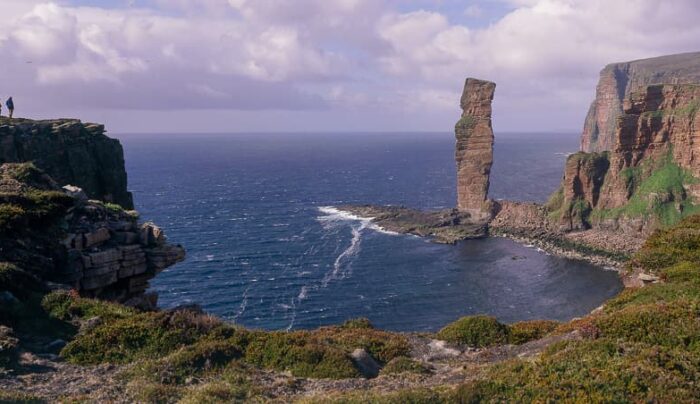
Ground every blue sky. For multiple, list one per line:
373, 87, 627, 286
2, 0, 699, 133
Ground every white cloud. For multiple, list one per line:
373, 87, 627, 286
1, 0, 699, 133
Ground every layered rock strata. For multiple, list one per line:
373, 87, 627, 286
581, 52, 700, 153
0, 163, 184, 308
554, 83, 700, 234
455, 78, 496, 220
61, 200, 185, 306
0, 118, 134, 209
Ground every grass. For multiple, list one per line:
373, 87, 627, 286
591, 150, 700, 227
507, 320, 559, 345
436, 315, 509, 347
380, 357, 431, 375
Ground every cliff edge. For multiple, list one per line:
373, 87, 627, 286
0, 118, 134, 209
581, 51, 700, 153
0, 119, 184, 308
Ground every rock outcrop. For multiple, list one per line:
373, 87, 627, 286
581, 52, 700, 153
553, 83, 700, 235
455, 78, 496, 220
0, 118, 134, 209
0, 117, 185, 308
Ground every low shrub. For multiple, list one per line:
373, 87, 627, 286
126, 380, 183, 404
596, 301, 700, 349
42, 290, 135, 322
0, 326, 19, 369
244, 331, 360, 379
437, 315, 509, 347
131, 340, 244, 384
451, 339, 700, 402
60, 309, 227, 365
507, 320, 559, 345
380, 356, 431, 375
340, 317, 374, 329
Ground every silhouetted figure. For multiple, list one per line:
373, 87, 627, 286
6, 97, 13, 119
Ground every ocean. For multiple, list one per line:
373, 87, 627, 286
118, 131, 622, 332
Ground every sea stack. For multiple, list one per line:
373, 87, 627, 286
455, 78, 496, 220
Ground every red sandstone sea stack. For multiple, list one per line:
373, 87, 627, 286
455, 78, 496, 220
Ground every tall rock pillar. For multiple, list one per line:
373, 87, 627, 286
455, 78, 496, 219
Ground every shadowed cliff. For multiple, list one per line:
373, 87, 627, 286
0, 118, 133, 209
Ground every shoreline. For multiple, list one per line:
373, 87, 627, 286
326, 205, 631, 270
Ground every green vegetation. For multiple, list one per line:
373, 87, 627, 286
436, 316, 559, 347
104, 202, 125, 214
0, 190, 74, 232
545, 186, 564, 221
507, 320, 559, 345
0, 326, 19, 369
380, 356, 431, 376
591, 150, 700, 227
642, 99, 700, 120
455, 115, 476, 131
436, 315, 509, 347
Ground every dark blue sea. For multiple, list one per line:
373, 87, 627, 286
117, 132, 622, 332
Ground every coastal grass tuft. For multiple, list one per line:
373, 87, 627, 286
380, 356, 431, 375
507, 320, 559, 345
436, 315, 509, 347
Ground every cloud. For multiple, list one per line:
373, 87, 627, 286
1, 0, 699, 132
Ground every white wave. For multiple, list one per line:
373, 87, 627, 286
298, 285, 309, 300
232, 287, 250, 321
322, 220, 365, 287
317, 206, 399, 236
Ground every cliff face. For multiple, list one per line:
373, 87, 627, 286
455, 78, 496, 220
581, 52, 700, 153
554, 84, 700, 234
0, 118, 134, 209
0, 162, 184, 308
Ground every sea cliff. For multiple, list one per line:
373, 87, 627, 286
0, 118, 134, 209
0, 118, 184, 308
581, 51, 700, 153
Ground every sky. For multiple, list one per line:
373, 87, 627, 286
1, 0, 699, 134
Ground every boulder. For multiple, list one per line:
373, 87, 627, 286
350, 348, 381, 378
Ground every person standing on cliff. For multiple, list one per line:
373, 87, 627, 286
6, 97, 14, 119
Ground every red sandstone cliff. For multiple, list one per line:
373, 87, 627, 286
455, 78, 495, 220
555, 84, 700, 234
581, 52, 700, 153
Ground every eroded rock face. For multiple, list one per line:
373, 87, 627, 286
581, 52, 700, 153
61, 201, 185, 305
456, 78, 496, 220
0, 118, 134, 209
555, 83, 700, 234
